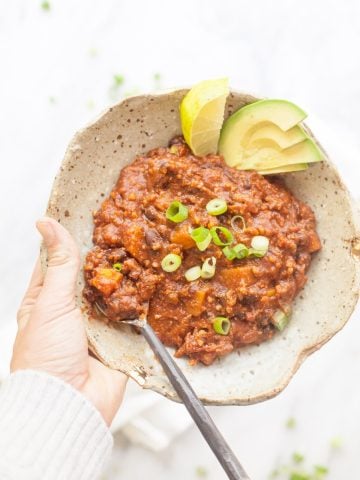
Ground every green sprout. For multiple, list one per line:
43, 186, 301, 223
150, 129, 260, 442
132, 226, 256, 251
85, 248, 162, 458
286, 417, 296, 429
108, 74, 126, 101
330, 436, 343, 450
289, 473, 309, 480
314, 465, 328, 476
153, 72, 162, 90
289, 473, 310, 480
41, 1, 50, 10
113, 74, 125, 87
292, 452, 304, 464
269, 449, 330, 480
195, 466, 208, 477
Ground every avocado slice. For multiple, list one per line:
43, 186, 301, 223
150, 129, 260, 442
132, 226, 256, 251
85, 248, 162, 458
218, 99, 322, 173
237, 138, 322, 170
219, 99, 307, 167
257, 163, 309, 175
248, 123, 307, 149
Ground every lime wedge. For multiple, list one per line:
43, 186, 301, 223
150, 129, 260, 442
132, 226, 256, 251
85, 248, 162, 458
180, 78, 229, 156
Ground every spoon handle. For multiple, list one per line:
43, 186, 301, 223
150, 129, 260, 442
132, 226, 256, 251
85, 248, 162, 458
141, 322, 251, 480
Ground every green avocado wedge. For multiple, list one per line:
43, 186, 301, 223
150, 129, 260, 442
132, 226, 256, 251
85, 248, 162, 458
257, 162, 309, 175
218, 99, 323, 173
238, 138, 323, 170
247, 123, 307, 150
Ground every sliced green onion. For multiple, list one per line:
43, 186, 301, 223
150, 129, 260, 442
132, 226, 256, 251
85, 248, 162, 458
201, 257, 216, 279
112, 262, 122, 271
292, 452, 304, 464
190, 226, 212, 251
161, 253, 182, 272
248, 248, 266, 258
233, 243, 249, 259
272, 309, 289, 331
206, 198, 228, 216
212, 316, 231, 335
222, 246, 237, 260
223, 243, 249, 261
248, 236, 269, 258
210, 226, 234, 246
166, 201, 188, 223
314, 466, 329, 476
251, 235, 269, 252
230, 215, 246, 232
185, 265, 202, 282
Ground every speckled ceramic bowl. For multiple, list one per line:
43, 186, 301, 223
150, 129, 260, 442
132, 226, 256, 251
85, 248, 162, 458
44, 89, 360, 405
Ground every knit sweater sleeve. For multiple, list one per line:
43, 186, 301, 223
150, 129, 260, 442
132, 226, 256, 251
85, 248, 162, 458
0, 370, 113, 480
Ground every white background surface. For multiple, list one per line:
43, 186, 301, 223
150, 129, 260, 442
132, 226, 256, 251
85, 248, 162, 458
0, 1, 359, 479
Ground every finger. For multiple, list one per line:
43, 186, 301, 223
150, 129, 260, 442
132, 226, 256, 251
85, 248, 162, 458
36, 217, 80, 305
17, 258, 44, 328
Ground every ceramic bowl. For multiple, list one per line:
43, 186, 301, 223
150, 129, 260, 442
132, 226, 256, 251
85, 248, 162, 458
44, 89, 360, 404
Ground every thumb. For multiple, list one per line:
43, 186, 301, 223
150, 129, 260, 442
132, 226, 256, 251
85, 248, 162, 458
36, 217, 80, 305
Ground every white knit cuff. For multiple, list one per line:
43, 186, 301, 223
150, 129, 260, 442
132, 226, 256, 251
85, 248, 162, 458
0, 370, 113, 480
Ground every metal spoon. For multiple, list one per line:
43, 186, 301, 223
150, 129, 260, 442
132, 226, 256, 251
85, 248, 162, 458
95, 302, 251, 480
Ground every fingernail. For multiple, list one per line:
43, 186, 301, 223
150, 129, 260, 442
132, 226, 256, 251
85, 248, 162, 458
36, 219, 56, 246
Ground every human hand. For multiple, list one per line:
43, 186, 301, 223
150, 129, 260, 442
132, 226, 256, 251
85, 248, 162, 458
11, 217, 127, 426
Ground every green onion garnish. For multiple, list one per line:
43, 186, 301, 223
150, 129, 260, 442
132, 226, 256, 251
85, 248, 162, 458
195, 466, 208, 478
248, 248, 265, 258
314, 466, 329, 476
272, 309, 289, 331
112, 262, 122, 271
201, 257, 216, 279
206, 198, 228, 216
185, 265, 202, 282
166, 201, 188, 223
232, 243, 249, 259
251, 235, 269, 252
190, 226, 212, 251
222, 246, 237, 260
41, 1, 51, 10
210, 226, 234, 246
230, 215, 246, 232
286, 417, 296, 429
223, 243, 249, 260
212, 316, 231, 335
248, 236, 269, 258
292, 452, 304, 464
330, 437, 343, 450
161, 253, 182, 272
